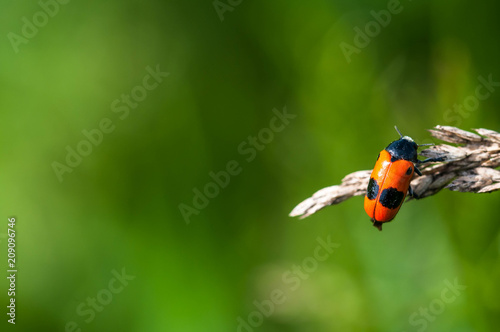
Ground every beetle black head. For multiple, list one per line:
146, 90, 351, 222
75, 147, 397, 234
385, 126, 419, 162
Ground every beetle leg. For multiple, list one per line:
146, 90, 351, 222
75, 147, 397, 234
414, 157, 443, 176
372, 220, 383, 231
408, 185, 420, 199
416, 156, 445, 164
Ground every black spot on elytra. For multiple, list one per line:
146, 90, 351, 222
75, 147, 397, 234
379, 187, 405, 209
406, 166, 413, 175
366, 178, 379, 200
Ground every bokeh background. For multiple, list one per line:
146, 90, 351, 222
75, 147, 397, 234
1, 0, 500, 331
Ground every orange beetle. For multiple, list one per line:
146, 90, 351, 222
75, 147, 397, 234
364, 127, 443, 230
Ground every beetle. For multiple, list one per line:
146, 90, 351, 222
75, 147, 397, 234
364, 126, 444, 230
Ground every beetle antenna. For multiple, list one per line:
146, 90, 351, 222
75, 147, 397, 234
418, 143, 434, 147
394, 126, 403, 138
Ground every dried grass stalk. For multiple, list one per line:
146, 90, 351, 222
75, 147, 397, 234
290, 126, 500, 219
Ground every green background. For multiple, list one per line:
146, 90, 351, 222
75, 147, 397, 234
1, 0, 499, 331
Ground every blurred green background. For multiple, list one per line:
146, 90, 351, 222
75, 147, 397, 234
1, 0, 500, 331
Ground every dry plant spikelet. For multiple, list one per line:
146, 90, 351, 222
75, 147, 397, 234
289, 126, 500, 219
